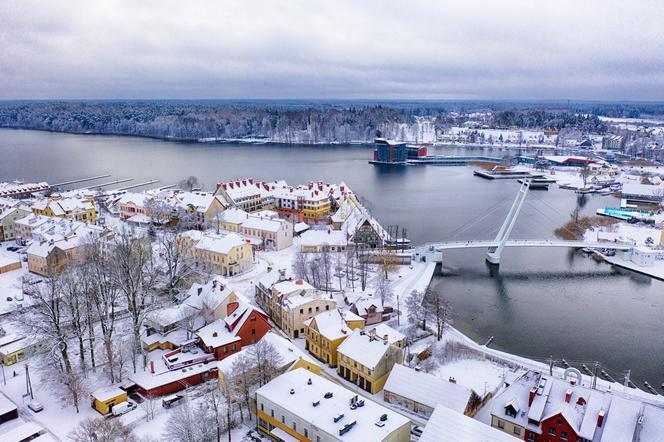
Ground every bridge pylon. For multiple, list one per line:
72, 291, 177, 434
486, 180, 530, 265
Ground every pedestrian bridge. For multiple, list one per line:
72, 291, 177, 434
429, 239, 633, 251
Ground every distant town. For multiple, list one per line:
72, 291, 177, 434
2, 124, 664, 442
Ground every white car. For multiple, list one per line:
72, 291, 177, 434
111, 400, 137, 416
28, 400, 44, 412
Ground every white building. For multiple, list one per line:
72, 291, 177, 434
256, 368, 411, 442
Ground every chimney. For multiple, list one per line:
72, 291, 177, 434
528, 387, 537, 406
597, 409, 605, 427
565, 389, 572, 403
295, 279, 303, 285
448, 376, 456, 384
212, 331, 218, 337
150, 361, 155, 373
227, 301, 239, 316
197, 287, 203, 295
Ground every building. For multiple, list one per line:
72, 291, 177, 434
373, 138, 408, 164
31, 195, 97, 224
240, 212, 293, 251
256, 274, 337, 339
13, 214, 52, 243
337, 324, 406, 394
621, 183, 664, 207
383, 364, 484, 418
631, 247, 657, 267
117, 192, 150, 220
304, 309, 365, 368
0, 206, 31, 241
256, 368, 411, 442
196, 299, 271, 358
491, 370, 610, 442
180, 231, 253, 277
0, 181, 50, 199
91, 386, 128, 415
299, 229, 348, 253
419, 405, 516, 442
0, 254, 21, 274
0, 392, 18, 425
215, 179, 264, 212
0, 334, 46, 365
602, 135, 625, 151
0, 422, 47, 442
349, 296, 386, 325
217, 331, 321, 385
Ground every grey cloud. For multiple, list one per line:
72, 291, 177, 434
0, 0, 662, 100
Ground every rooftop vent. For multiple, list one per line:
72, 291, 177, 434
290, 389, 295, 395
380, 414, 388, 422
312, 401, 320, 407
339, 420, 357, 436
324, 392, 333, 399
307, 378, 312, 385
334, 413, 345, 423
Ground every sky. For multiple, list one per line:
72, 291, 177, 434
1, 0, 663, 101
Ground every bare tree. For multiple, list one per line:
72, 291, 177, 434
142, 395, 159, 422
423, 287, 451, 341
248, 339, 284, 386
163, 399, 209, 442
230, 353, 256, 421
69, 417, 137, 442
160, 230, 195, 291
374, 274, 393, 306
179, 176, 200, 192
318, 249, 332, 292
82, 235, 121, 382
377, 250, 398, 279
405, 289, 427, 330
205, 379, 232, 442
60, 267, 89, 370
344, 247, 356, 290
112, 227, 158, 372
293, 251, 310, 282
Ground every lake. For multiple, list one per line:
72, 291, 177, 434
1, 128, 662, 388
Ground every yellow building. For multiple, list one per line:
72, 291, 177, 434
256, 368, 411, 442
180, 231, 253, 277
31, 195, 97, 224
304, 309, 365, 367
91, 386, 128, 415
0, 335, 45, 366
337, 324, 406, 394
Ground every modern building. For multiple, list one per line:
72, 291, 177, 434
256, 368, 411, 442
303, 309, 365, 367
337, 324, 406, 394
373, 138, 408, 164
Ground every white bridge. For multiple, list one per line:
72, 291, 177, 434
423, 180, 633, 266
430, 239, 632, 251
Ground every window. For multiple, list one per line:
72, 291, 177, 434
292, 422, 297, 431
325, 305, 330, 310
260, 403, 264, 411
271, 409, 274, 418
308, 307, 312, 313
548, 428, 556, 436
300, 309, 304, 314
281, 415, 285, 424
251, 328, 256, 335
304, 429, 308, 437
561, 431, 569, 440
513, 427, 520, 436
527, 431, 536, 441
315, 306, 319, 312
497, 420, 505, 429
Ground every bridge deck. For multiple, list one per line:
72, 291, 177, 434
428, 240, 633, 251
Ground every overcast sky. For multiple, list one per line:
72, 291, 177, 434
1, 0, 662, 100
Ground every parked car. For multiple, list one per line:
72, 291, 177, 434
162, 394, 185, 409
112, 400, 136, 416
410, 425, 423, 438
28, 400, 44, 412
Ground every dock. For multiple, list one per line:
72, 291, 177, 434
473, 170, 540, 180
51, 174, 111, 188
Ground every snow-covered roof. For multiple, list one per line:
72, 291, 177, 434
242, 215, 282, 233
384, 364, 473, 413
0, 253, 20, 268
0, 392, 17, 416
600, 396, 640, 441
272, 279, 315, 295
337, 325, 404, 369
196, 318, 241, 349
352, 296, 384, 316
217, 331, 316, 373
256, 368, 410, 441
621, 183, 664, 199
183, 277, 234, 313
91, 386, 125, 402
306, 309, 362, 341
220, 207, 249, 224
294, 222, 310, 233
0, 422, 44, 441
118, 192, 150, 206
640, 405, 664, 441
195, 233, 247, 255
130, 360, 214, 390
300, 229, 347, 247
420, 405, 516, 442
